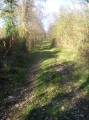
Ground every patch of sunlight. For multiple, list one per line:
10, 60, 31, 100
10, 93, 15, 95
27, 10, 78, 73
57, 49, 76, 62
32, 91, 50, 107
49, 48, 60, 52
33, 96, 49, 106
33, 83, 47, 96
46, 84, 58, 94
40, 58, 55, 69
33, 83, 60, 107
21, 105, 36, 120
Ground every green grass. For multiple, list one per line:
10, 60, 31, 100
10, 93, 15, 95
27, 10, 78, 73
6, 51, 38, 88
15, 39, 89, 120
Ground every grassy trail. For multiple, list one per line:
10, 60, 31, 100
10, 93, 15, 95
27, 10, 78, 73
8, 39, 89, 120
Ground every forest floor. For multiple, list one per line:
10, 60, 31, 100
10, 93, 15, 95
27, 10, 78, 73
0, 39, 89, 120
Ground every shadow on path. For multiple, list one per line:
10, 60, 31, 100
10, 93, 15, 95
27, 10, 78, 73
22, 59, 89, 120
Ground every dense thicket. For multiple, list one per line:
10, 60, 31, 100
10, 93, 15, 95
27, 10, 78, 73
49, 2, 89, 68
0, 0, 45, 67
0, 0, 45, 116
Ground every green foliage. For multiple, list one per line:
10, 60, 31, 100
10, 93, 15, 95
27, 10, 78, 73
5, 18, 17, 38
49, 7, 89, 70
2, 0, 17, 37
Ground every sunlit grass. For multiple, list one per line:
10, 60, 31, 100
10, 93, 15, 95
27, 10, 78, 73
57, 48, 77, 63
20, 39, 89, 120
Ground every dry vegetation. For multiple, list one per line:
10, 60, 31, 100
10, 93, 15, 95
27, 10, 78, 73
0, 0, 89, 120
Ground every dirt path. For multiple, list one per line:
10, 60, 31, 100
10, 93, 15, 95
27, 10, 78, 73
7, 53, 42, 120
2, 39, 88, 120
